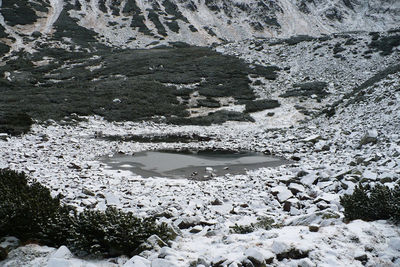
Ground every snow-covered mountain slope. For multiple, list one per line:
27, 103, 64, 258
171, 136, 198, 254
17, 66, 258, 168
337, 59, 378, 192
0, 0, 400, 53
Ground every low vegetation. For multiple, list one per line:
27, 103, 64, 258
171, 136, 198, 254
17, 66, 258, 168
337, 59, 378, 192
340, 183, 400, 222
0, 169, 174, 258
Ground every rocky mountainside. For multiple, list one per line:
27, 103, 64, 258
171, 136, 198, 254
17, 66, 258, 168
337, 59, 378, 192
0, 0, 400, 54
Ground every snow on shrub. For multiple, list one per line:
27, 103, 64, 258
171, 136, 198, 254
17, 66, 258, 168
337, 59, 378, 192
340, 183, 400, 222
0, 168, 174, 257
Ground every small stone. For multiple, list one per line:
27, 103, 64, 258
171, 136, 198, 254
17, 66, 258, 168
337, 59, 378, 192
303, 135, 322, 143
297, 170, 309, 177
245, 248, 266, 267
0, 133, 8, 141
267, 112, 275, 117
190, 225, 203, 233
354, 253, 368, 262
308, 224, 319, 232
283, 201, 291, 212
177, 216, 201, 229
211, 198, 223, 205
196, 257, 209, 267
82, 188, 95, 196
205, 167, 214, 172
31, 31, 42, 38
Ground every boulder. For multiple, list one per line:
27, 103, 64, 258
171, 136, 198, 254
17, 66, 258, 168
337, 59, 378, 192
151, 258, 178, 267
123, 255, 151, 267
245, 248, 271, 267
298, 258, 316, 267
47, 258, 72, 267
51, 246, 72, 259
359, 129, 378, 146
271, 186, 293, 203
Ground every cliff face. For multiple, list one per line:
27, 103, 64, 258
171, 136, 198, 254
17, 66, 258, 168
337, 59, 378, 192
0, 0, 399, 53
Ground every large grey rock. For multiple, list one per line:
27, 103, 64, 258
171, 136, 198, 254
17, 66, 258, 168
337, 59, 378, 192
359, 129, 378, 146
123, 255, 150, 267
151, 258, 178, 267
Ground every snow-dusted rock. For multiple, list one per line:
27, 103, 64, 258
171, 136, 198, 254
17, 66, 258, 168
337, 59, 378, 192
288, 183, 305, 195
0, 237, 20, 250
271, 241, 290, 255
123, 255, 151, 267
389, 238, 400, 251
298, 258, 316, 267
50, 246, 72, 259
363, 170, 378, 180
360, 129, 378, 146
151, 258, 178, 267
158, 247, 177, 259
245, 248, 265, 266
47, 258, 72, 267
271, 186, 293, 203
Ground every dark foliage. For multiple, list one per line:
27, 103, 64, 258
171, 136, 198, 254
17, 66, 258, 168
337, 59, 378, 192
340, 184, 400, 222
369, 34, 400, 56
280, 81, 328, 98
0, 46, 256, 135
168, 110, 255, 125
73, 207, 173, 257
0, 169, 63, 242
0, 169, 174, 258
0, 113, 33, 135
245, 99, 280, 113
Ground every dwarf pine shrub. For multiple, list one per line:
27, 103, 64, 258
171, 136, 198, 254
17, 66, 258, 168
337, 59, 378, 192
340, 183, 400, 222
73, 207, 174, 257
0, 169, 63, 242
0, 168, 174, 257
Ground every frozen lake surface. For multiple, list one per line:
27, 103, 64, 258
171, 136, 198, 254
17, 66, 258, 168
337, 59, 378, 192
102, 150, 289, 179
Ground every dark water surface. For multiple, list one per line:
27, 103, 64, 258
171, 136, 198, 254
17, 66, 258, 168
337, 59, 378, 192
102, 151, 289, 179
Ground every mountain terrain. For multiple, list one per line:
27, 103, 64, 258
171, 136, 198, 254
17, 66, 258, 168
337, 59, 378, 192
0, 1, 400, 267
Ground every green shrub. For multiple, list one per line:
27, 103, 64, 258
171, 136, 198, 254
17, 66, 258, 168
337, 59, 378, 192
0, 169, 63, 242
340, 184, 400, 222
0, 169, 174, 257
230, 217, 278, 234
0, 112, 33, 135
230, 224, 255, 234
73, 207, 174, 257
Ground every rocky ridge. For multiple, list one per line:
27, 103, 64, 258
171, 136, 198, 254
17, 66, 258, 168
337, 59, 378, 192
0, 0, 400, 54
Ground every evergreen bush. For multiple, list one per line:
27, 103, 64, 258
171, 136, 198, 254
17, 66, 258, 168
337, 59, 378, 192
0, 168, 174, 257
340, 183, 400, 222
